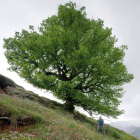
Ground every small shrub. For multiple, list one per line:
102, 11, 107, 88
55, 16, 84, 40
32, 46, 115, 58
110, 130, 120, 139
30, 116, 44, 124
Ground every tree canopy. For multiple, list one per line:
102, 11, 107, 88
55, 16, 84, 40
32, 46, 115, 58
3, 1, 133, 118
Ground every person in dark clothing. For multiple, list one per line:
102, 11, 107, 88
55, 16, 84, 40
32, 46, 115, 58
97, 116, 105, 135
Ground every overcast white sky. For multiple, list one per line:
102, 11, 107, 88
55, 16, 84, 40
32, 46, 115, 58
0, 0, 140, 125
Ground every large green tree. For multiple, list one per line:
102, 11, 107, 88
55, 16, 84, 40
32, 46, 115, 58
3, 2, 133, 118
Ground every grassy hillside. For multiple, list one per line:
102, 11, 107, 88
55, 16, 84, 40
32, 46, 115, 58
0, 94, 137, 140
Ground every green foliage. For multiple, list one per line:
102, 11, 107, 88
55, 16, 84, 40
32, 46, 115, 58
3, 1, 133, 117
30, 116, 44, 124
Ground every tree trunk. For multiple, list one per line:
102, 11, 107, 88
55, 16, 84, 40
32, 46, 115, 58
64, 98, 75, 113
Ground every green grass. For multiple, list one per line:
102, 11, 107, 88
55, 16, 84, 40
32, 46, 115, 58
0, 94, 138, 140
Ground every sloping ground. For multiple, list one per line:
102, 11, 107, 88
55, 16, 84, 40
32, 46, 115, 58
0, 74, 138, 139
0, 94, 137, 140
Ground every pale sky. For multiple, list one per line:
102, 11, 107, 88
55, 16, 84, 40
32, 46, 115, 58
0, 0, 140, 125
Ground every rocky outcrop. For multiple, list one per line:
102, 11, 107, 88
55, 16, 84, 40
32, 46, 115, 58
0, 74, 15, 95
13, 86, 63, 108
0, 74, 63, 109
0, 74, 15, 88
0, 87, 5, 94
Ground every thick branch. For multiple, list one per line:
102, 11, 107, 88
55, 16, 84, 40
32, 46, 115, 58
45, 72, 58, 77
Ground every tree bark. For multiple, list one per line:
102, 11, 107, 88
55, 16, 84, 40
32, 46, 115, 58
64, 98, 75, 113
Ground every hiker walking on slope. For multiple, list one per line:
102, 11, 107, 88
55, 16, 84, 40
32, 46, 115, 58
97, 116, 105, 135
